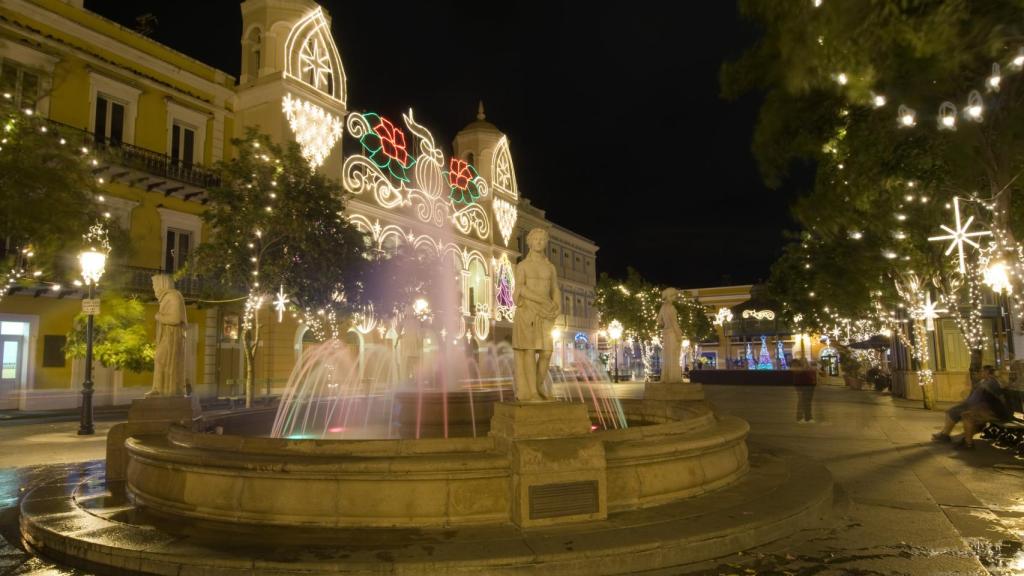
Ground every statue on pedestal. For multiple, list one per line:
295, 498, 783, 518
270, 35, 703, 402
146, 274, 188, 397
512, 228, 561, 401
657, 287, 683, 384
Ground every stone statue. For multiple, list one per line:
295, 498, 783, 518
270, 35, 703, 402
397, 302, 423, 385
147, 274, 188, 397
512, 228, 561, 401
657, 287, 683, 384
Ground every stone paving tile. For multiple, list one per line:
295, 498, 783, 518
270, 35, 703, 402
2, 385, 1023, 575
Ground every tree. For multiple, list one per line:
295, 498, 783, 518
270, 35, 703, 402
0, 100, 107, 293
190, 129, 367, 406
595, 268, 714, 377
725, 1, 1024, 369
66, 293, 155, 373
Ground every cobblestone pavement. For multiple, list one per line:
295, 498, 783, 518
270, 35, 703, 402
0, 384, 1022, 575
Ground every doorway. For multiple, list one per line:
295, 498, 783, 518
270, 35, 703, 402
0, 321, 29, 408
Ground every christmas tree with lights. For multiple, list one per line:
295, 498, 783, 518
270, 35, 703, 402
757, 336, 773, 370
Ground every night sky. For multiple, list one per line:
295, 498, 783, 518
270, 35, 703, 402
84, 0, 801, 289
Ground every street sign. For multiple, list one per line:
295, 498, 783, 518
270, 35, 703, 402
82, 299, 101, 315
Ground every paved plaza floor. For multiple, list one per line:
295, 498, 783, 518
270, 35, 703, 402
1, 384, 1022, 575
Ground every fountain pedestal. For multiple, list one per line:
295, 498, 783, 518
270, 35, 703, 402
106, 396, 200, 482
490, 401, 607, 528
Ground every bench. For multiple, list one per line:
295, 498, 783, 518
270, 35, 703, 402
980, 417, 1024, 458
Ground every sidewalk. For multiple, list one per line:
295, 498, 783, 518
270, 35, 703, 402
689, 384, 1024, 575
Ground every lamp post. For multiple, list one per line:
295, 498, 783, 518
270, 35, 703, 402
608, 320, 623, 383
77, 247, 106, 436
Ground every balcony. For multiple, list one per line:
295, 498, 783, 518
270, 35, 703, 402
3, 265, 207, 301
46, 120, 219, 201
115, 265, 207, 300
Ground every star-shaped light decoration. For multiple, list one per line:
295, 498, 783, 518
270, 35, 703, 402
911, 292, 947, 331
928, 197, 990, 274
273, 285, 289, 323
299, 37, 332, 92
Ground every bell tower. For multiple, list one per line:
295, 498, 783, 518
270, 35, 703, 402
236, 0, 348, 176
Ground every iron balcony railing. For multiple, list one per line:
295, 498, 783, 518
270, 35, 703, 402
45, 119, 220, 190
113, 265, 207, 300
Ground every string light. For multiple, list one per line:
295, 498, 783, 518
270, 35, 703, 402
965, 90, 984, 121
937, 101, 956, 130
872, 93, 887, 108
986, 63, 1001, 92
898, 105, 916, 127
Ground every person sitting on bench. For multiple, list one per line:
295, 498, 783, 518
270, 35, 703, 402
932, 365, 1012, 448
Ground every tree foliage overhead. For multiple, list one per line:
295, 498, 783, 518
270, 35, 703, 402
723, 0, 1024, 332
0, 101, 106, 282
595, 268, 714, 344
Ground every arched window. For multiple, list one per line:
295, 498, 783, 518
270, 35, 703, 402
246, 28, 262, 81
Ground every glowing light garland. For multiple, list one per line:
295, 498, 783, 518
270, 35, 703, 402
282, 94, 343, 169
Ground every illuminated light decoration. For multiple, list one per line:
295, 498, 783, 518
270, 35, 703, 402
982, 261, 1012, 294
928, 197, 990, 274
898, 105, 916, 127
473, 304, 491, 341
986, 63, 1001, 92
741, 309, 775, 321
937, 101, 957, 130
493, 198, 517, 246
883, 251, 898, 259
813, 0, 822, 7
745, 342, 755, 370
776, 339, 788, 370
910, 292, 947, 332
835, 72, 848, 85
713, 307, 733, 326
574, 332, 589, 346
1011, 47, 1024, 69
282, 94, 343, 169
965, 90, 984, 121
343, 109, 491, 240
493, 253, 516, 321
273, 285, 290, 323
348, 215, 492, 311
848, 230, 863, 240
356, 113, 415, 182
872, 93, 887, 108
412, 298, 432, 323
282, 7, 346, 103
446, 158, 481, 206
491, 136, 519, 200
352, 303, 377, 335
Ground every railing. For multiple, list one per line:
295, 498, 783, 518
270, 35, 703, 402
46, 120, 220, 190
113, 265, 207, 299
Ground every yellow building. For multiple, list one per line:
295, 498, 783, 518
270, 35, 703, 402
0, 0, 602, 410
0, 0, 240, 409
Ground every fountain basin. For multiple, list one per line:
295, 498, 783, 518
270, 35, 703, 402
124, 399, 748, 528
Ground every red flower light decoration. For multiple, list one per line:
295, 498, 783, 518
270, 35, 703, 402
374, 117, 408, 165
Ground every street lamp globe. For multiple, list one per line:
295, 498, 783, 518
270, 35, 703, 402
78, 248, 106, 285
607, 320, 623, 341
